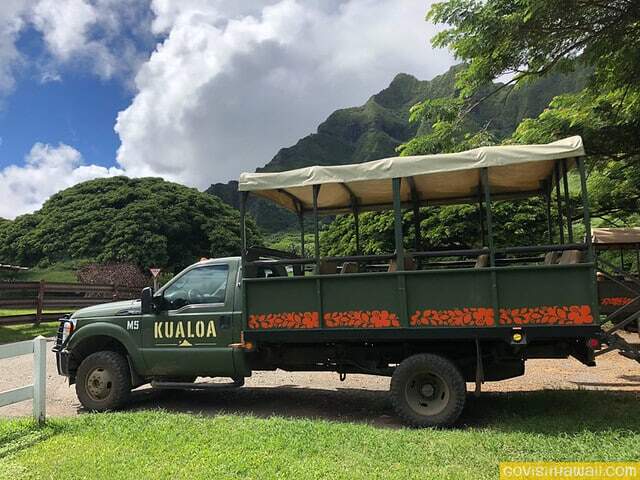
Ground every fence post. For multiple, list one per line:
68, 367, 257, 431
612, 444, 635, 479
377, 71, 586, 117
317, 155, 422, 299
33, 336, 46, 424
112, 283, 119, 301
35, 280, 45, 326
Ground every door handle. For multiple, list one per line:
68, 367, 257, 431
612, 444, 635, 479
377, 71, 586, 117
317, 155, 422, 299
219, 315, 232, 329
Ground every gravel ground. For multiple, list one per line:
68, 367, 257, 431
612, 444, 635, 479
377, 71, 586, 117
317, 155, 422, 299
1, 334, 639, 424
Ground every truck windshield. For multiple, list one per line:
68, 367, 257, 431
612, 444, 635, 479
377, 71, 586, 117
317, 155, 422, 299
163, 264, 229, 309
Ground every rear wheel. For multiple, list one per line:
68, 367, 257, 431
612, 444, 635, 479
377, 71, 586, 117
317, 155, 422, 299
76, 351, 131, 411
390, 353, 466, 427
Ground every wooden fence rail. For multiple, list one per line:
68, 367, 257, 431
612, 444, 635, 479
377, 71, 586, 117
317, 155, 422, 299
0, 280, 140, 325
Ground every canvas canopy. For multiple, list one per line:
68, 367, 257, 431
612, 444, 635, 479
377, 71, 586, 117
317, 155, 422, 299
238, 136, 585, 214
592, 228, 640, 247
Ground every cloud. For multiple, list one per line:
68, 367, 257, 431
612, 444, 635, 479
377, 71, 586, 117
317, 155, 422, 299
0, 0, 153, 95
0, 143, 123, 219
0, 0, 34, 98
115, 0, 454, 187
0, 1, 454, 216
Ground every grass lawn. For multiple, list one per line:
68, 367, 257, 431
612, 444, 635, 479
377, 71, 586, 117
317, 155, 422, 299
0, 266, 77, 283
0, 321, 59, 344
0, 390, 639, 479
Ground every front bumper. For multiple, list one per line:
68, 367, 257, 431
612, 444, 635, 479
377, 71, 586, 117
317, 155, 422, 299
52, 315, 73, 377
56, 350, 71, 376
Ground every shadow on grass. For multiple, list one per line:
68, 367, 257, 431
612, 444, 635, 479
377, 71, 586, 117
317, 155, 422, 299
110, 384, 640, 432
0, 423, 64, 459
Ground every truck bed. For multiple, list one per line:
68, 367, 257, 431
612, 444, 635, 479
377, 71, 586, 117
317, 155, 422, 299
242, 263, 601, 343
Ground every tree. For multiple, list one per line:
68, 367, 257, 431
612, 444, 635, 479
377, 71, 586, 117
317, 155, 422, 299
321, 201, 548, 257
427, 0, 640, 159
0, 177, 261, 272
426, 0, 640, 227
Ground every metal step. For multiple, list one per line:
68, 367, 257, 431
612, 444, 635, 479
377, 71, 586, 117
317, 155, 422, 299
597, 331, 640, 364
151, 378, 245, 390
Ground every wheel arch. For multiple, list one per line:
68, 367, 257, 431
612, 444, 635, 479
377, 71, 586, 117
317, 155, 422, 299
67, 322, 146, 376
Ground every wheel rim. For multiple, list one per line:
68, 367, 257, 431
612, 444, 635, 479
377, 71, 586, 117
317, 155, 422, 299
85, 367, 113, 401
404, 371, 450, 417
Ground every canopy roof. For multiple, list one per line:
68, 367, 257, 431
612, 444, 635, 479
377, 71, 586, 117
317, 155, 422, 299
239, 136, 585, 214
592, 228, 640, 247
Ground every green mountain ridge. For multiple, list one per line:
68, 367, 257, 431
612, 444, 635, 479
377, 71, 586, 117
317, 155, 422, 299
209, 64, 587, 232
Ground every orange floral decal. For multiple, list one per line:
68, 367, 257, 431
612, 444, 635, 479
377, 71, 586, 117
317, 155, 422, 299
324, 310, 400, 328
602, 297, 634, 306
410, 308, 495, 327
499, 305, 593, 325
248, 311, 319, 329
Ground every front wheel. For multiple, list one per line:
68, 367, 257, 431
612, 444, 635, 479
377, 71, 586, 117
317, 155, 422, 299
76, 351, 131, 411
390, 353, 466, 427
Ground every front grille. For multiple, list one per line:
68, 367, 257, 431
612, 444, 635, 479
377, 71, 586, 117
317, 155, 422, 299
52, 315, 70, 352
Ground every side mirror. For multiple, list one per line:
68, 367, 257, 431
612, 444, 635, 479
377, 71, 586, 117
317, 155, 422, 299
141, 287, 154, 314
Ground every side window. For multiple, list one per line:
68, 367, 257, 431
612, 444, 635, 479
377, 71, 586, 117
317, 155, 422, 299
163, 264, 229, 310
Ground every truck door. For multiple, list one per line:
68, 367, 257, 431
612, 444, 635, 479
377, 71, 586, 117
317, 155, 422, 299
141, 262, 237, 377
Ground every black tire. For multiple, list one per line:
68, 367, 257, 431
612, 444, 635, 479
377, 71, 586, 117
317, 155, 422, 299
390, 353, 466, 427
76, 351, 131, 411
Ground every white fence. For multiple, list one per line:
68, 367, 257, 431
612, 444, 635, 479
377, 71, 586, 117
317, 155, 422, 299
0, 336, 46, 423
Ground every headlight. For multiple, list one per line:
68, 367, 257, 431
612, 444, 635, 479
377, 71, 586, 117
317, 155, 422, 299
61, 318, 77, 344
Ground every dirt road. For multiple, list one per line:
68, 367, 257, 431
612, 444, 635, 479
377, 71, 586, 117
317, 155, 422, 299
1, 335, 639, 425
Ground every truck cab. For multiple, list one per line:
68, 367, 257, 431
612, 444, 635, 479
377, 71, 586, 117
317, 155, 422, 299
54, 257, 248, 411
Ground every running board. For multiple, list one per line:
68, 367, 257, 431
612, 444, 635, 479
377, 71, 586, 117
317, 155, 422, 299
151, 378, 245, 390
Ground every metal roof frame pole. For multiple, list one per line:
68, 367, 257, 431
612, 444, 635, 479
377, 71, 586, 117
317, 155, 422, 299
481, 168, 499, 326
353, 205, 361, 256
407, 177, 422, 253
392, 177, 404, 270
239, 191, 248, 267
577, 157, 593, 262
562, 159, 574, 242
554, 162, 565, 244
298, 210, 305, 257
478, 189, 486, 247
313, 184, 321, 272
545, 181, 553, 244
480, 169, 495, 267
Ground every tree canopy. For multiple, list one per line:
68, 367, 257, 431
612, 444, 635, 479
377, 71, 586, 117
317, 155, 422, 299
320, 0, 640, 255
0, 177, 260, 272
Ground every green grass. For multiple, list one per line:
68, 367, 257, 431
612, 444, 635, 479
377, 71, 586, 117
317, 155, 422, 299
0, 262, 79, 283
0, 321, 58, 344
0, 390, 639, 479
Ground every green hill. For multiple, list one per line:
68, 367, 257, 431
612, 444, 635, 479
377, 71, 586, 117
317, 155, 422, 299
210, 65, 587, 232
0, 177, 260, 273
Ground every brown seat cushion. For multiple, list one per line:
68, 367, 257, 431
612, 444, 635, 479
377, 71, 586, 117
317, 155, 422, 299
557, 249, 583, 265
340, 262, 358, 274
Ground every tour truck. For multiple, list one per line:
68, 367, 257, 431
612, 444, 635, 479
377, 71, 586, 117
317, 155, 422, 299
54, 136, 639, 427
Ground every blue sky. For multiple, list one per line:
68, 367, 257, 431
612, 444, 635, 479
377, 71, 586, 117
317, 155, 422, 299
0, 66, 131, 171
0, 0, 452, 219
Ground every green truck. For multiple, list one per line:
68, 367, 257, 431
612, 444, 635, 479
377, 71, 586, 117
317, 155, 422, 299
54, 137, 638, 427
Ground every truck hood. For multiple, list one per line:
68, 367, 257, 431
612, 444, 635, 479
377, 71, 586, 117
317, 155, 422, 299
72, 299, 141, 319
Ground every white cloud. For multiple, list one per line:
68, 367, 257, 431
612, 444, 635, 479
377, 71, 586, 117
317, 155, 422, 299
0, 0, 35, 98
0, 143, 123, 219
115, 0, 454, 187
30, 0, 154, 81
0, 0, 152, 94
0, 1, 455, 216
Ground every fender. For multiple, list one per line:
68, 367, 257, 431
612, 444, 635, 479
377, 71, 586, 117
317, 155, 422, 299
67, 322, 147, 374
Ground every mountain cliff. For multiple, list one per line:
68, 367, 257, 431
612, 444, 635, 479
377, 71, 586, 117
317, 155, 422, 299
207, 65, 587, 232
